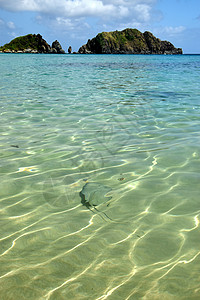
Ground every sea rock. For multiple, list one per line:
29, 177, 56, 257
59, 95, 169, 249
78, 28, 183, 55
52, 40, 65, 54
68, 46, 72, 54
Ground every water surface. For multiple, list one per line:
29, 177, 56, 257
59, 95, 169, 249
0, 54, 200, 299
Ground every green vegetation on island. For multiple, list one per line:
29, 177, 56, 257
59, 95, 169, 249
78, 28, 183, 54
0, 34, 65, 54
0, 29, 183, 54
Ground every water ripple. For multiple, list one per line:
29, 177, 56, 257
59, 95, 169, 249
0, 54, 200, 299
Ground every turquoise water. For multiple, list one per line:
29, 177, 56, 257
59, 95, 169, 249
0, 53, 200, 299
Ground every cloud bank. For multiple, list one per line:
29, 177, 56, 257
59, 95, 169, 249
0, 0, 157, 23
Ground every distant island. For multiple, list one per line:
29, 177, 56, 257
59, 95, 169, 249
0, 29, 183, 54
0, 34, 65, 54
78, 29, 183, 54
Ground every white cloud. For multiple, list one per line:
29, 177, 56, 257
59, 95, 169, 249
7, 21, 15, 29
0, 0, 155, 20
55, 16, 90, 31
134, 4, 151, 22
164, 26, 186, 35
0, 18, 16, 30
154, 26, 186, 37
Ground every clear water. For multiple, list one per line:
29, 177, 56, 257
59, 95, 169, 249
0, 53, 200, 299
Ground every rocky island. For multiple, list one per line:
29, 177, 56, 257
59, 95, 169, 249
0, 34, 65, 54
0, 29, 183, 55
78, 28, 182, 54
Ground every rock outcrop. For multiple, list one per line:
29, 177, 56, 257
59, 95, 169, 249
51, 40, 65, 54
0, 34, 65, 54
68, 46, 72, 54
78, 28, 183, 54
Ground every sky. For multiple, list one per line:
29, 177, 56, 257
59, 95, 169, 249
0, 0, 200, 53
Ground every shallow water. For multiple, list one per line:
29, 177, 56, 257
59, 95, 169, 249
0, 53, 200, 299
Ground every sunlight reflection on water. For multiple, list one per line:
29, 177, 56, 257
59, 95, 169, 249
0, 54, 200, 299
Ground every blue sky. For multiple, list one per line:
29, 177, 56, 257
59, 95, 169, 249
0, 0, 200, 53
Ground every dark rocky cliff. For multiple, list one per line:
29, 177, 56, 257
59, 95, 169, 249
78, 29, 182, 54
0, 34, 65, 53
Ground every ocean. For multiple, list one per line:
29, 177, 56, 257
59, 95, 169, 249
0, 53, 200, 299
